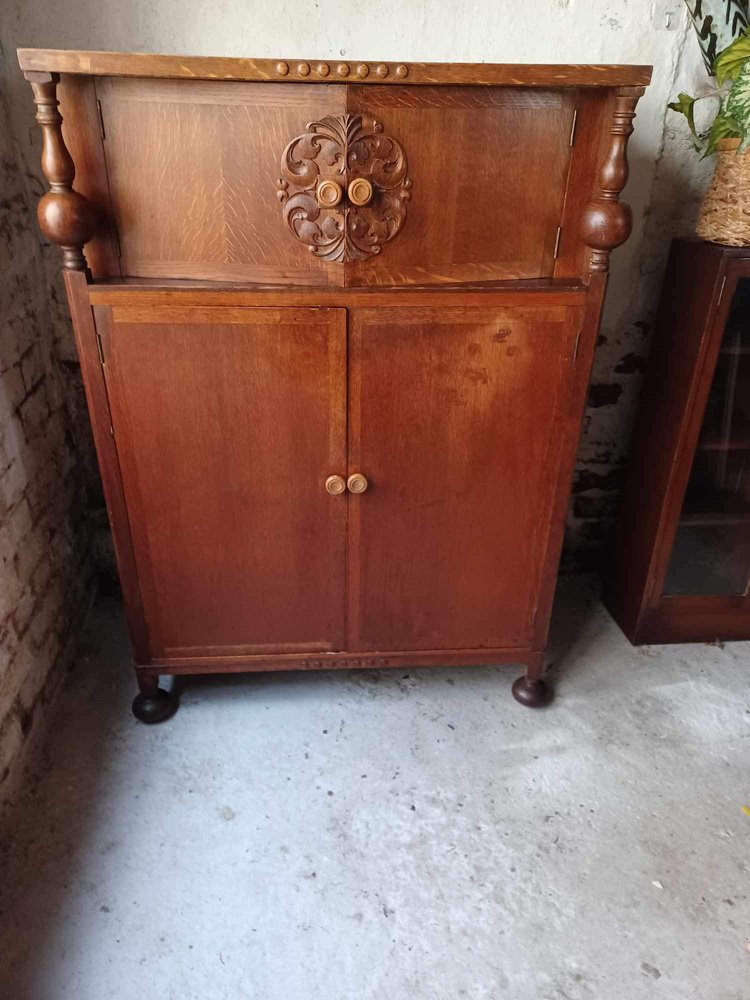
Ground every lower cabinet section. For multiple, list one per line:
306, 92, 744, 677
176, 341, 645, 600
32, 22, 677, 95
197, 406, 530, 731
92, 293, 583, 668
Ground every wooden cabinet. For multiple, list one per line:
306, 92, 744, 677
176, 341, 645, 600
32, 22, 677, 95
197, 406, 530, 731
19, 48, 650, 719
606, 239, 750, 644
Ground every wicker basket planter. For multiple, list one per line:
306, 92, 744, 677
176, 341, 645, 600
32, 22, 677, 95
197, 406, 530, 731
697, 138, 750, 246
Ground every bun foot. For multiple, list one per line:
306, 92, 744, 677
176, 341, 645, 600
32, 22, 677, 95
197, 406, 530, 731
512, 675, 554, 708
132, 687, 176, 724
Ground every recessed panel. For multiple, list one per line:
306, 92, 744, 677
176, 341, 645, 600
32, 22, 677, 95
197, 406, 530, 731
97, 78, 347, 284
346, 86, 577, 285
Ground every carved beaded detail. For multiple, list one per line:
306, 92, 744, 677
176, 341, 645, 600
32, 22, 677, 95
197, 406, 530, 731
27, 73, 97, 271
273, 61, 409, 81
276, 112, 411, 262
299, 658, 391, 669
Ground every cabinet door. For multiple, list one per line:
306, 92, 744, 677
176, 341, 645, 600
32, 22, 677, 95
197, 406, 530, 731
345, 86, 577, 286
96, 305, 347, 660
347, 305, 582, 651
96, 79, 347, 285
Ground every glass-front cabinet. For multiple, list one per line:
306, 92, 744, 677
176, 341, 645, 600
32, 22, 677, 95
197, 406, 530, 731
606, 239, 750, 644
664, 275, 750, 598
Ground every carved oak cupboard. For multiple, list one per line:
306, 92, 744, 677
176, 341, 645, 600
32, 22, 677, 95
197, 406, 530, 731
18, 49, 650, 720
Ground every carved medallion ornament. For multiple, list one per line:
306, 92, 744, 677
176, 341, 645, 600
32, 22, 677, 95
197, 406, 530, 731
276, 113, 411, 262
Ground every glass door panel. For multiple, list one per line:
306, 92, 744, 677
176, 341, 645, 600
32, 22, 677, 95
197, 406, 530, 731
664, 276, 750, 596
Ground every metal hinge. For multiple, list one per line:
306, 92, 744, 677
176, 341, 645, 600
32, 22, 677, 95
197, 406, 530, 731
96, 99, 106, 140
569, 108, 578, 146
717, 274, 727, 306
572, 328, 582, 364
553, 226, 562, 260
96, 332, 106, 366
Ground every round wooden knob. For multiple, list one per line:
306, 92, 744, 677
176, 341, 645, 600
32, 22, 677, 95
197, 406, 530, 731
317, 179, 343, 208
347, 473, 369, 494
347, 177, 373, 207
325, 474, 346, 496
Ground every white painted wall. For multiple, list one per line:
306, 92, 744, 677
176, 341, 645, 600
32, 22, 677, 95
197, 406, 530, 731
0, 0, 713, 567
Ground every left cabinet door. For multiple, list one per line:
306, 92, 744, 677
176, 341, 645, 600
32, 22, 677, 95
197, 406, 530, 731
94, 304, 347, 661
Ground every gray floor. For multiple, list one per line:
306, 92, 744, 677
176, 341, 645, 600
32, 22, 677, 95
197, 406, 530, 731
0, 582, 749, 1000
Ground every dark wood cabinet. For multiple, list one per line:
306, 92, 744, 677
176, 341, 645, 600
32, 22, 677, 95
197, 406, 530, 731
606, 238, 750, 644
19, 48, 650, 718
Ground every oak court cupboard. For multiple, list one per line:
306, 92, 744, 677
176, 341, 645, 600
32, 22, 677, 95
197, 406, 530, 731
17, 48, 651, 721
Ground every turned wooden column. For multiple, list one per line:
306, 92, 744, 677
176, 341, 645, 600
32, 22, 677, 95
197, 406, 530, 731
581, 86, 645, 274
24, 71, 97, 273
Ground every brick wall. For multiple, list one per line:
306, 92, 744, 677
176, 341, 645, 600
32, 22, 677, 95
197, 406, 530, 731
0, 63, 97, 807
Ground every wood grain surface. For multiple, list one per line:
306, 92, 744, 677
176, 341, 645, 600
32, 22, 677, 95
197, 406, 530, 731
347, 304, 583, 651
18, 48, 652, 88
95, 303, 347, 658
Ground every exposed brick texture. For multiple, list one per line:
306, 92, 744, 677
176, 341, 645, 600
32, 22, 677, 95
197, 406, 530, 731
0, 61, 96, 806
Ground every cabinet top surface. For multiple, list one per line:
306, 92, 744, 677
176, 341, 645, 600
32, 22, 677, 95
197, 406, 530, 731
18, 48, 652, 88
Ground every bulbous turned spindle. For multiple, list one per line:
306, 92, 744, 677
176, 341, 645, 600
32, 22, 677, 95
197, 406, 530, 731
581, 86, 645, 274
26, 72, 97, 272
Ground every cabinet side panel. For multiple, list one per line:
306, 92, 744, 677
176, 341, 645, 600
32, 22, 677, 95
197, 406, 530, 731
65, 277, 149, 658
523, 276, 606, 651
58, 74, 121, 276
554, 89, 611, 279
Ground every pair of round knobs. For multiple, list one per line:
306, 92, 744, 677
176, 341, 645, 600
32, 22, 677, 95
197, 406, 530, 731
317, 177, 373, 209
325, 473, 368, 495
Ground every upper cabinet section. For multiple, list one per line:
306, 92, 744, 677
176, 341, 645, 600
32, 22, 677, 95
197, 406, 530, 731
19, 49, 652, 287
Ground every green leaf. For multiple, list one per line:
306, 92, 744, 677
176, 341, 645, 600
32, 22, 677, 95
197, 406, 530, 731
704, 107, 742, 156
713, 28, 750, 85
668, 92, 700, 146
725, 59, 750, 136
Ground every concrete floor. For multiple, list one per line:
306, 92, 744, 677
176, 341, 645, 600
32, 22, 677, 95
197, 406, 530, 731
0, 582, 748, 1000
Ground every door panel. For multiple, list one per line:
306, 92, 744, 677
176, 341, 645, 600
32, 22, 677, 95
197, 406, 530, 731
347, 305, 582, 651
345, 86, 576, 286
96, 304, 347, 658
96, 78, 347, 285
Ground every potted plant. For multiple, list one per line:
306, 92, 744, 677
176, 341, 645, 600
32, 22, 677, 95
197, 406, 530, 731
670, 0, 750, 244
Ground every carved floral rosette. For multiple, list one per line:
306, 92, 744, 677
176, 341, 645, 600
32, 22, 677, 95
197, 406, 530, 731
276, 113, 411, 262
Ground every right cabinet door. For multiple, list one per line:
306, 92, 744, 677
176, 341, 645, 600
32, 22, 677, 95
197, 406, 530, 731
347, 304, 582, 652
